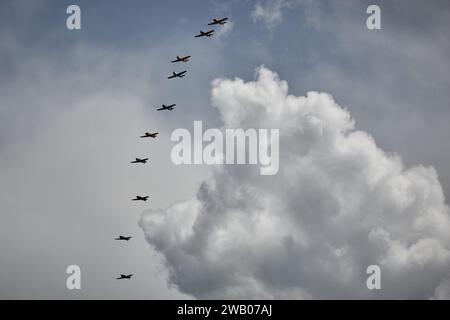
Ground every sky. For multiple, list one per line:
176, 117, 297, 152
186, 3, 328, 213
1, 0, 450, 299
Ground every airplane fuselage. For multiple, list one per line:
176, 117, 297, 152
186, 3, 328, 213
195, 30, 214, 38
115, 237, 131, 241
208, 18, 228, 25
168, 71, 187, 79
141, 133, 158, 138
133, 196, 148, 201
131, 158, 148, 163
157, 104, 176, 111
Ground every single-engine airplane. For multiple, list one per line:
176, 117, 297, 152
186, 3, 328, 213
115, 236, 132, 241
140, 132, 158, 138
167, 70, 187, 79
130, 157, 149, 164
156, 104, 176, 111
208, 17, 228, 25
171, 55, 191, 63
116, 274, 133, 280
194, 30, 214, 38
132, 195, 149, 201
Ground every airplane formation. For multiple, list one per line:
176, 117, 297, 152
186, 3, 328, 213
165, 17, 228, 89
131, 157, 149, 164
208, 17, 228, 25
115, 16, 228, 281
116, 274, 133, 280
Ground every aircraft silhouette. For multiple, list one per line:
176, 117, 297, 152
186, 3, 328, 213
115, 236, 132, 241
167, 70, 187, 79
140, 132, 158, 138
131, 157, 149, 164
116, 274, 133, 280
132, 195, 149, 201
208, 17, 228, 25
195, 30, 214, 38
156, 104, 176, 111
171, 55, 191, 63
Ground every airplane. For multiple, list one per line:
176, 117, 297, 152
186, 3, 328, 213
156, 104, 176, 111
194, 30, 214, 38
140, 132, 158, 138
115, 236, 132, 241
171, 55, 191, 63
167, 70, 187, 79
131, 157, 149, 164
116, 274, 133, 280
132, 195, 149, 201
208, 17, 228, 25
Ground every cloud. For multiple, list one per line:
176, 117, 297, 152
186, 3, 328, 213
215, 21, 234, 39
140, 66, 450, 299
251, 0, 292, 28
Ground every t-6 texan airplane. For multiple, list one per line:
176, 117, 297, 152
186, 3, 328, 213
167, 70, 187, 79
115, 236, 132, 241
208, 17, 228, 25
132, 195, 149, 201
194, 30, 214, 38
156, 104, 176, 111
130, 157, 149, 164
140, 132, 158, 138
116, 274, 133, 280
171, 55, 191, 63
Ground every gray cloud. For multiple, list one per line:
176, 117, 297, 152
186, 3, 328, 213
2, 0, 450, 299
140, 66, 450, 299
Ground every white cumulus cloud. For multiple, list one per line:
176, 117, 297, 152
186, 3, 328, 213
251, 0, 292, 28
140, 66, 450, 299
